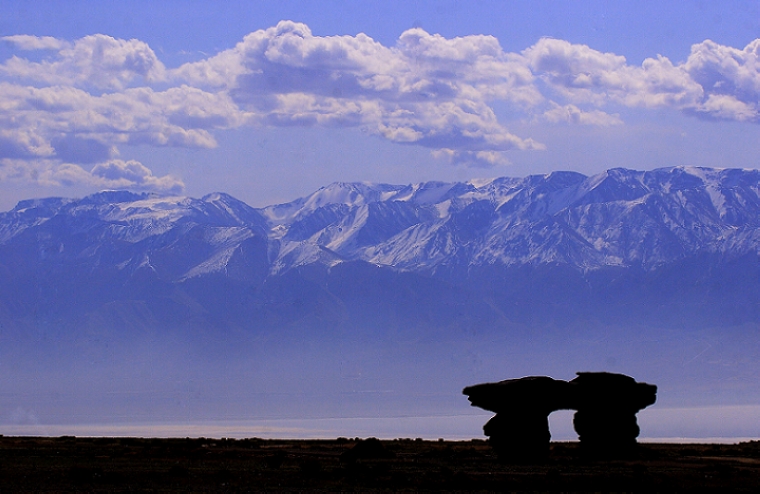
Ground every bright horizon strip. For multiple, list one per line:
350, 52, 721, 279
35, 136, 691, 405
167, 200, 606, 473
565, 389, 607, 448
1, 406, 758, 443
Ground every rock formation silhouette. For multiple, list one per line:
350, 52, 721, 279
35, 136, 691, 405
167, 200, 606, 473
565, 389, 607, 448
463, 376, 573, 461
569, 372, 657, 457
463, 372, 657, 461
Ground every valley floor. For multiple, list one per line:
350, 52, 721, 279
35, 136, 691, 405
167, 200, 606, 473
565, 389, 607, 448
0, 435, 759, 491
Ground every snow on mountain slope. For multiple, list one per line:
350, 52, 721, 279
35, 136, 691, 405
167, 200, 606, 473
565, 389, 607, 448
3, 166, 760, 336
0, 197, 74, 243
3, 166, 760, 278
270, 166, 760, 272
260, 182, 408, 227
0, 190, 271, 282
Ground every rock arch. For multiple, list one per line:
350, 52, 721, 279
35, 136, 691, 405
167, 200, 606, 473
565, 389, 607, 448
463, 372, 657, 460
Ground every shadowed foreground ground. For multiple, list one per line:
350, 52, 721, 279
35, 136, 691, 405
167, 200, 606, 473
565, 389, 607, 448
1, 435, 759, 492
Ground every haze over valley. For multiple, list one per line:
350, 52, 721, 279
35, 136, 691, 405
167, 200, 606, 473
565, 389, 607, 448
2, 166, 759, 440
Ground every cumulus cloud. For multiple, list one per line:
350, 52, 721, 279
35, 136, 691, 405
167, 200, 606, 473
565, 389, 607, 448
174, 21, 542, 160
90, 159, 184, 192
525, 38, 628, 90
0, 128, 55, 158
523, 38, 704, 109
522, 36, 760, 122
696, 93, 758, 121
683, 39, 760, 120
685, 40, 760, 100
0, 82, 245, 160
2, 35, 68, 51
12, 158, 184, 193
540, 103, 623, 126
432, 148, 512, 167
0, 72, 210, 193
4, 22, 760, 194
1, 34, 166, 90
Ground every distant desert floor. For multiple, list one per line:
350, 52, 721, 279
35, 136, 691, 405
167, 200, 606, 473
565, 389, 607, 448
1, 436, 759, 492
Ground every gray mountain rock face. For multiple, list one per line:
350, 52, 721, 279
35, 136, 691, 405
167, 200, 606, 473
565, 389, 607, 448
1, 166, 760, 336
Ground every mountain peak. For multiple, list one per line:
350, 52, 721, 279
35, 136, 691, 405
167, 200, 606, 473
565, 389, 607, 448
11, 196, 73, 214
3, 166, 760, 275
2, 166, 760, 336
79, 190, 156, 205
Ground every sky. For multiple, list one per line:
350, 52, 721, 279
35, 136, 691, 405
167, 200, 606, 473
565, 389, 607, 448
3, 0, 760, 212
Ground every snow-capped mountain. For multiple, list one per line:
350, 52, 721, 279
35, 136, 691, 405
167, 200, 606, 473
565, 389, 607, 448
262, 166, 760, 273
2, 166, 760, 336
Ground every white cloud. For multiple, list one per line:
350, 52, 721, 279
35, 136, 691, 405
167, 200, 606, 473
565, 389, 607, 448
619, 55, 704, 108
4, 22, 760, 194
11, 158, 184, 193
685, 39, 760, 100
395, 28, 541, 106
0, 24, 545, 187
1, 34, 166, 90
522, 36, 760, 122
0, 128, 55, 158
540, 103, 623, 126
432, 148, 512, 167
90, 159, 184, 192
2, 35, 68, 51
0, 82, 246, 159
523, 38, 704, 109
173, 21, 542, 160
524, 37, 628, 90
697, 94, 758, 121
683, 39, 760, 120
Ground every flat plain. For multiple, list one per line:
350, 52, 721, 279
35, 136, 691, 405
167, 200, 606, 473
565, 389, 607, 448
1, 435, 759, 492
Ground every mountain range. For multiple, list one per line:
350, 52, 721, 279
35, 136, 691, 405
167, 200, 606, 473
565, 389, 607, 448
1, 166, 759, 427
2, 165, 759, 336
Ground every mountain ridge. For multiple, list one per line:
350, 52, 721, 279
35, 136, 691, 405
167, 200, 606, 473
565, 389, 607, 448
2, 165, 760, 336
3, 165, 760, 427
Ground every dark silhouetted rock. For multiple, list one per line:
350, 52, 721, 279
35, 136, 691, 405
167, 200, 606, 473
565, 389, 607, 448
568, 372, 657, 457
463, 376, 573, 414
463, 376, 573, 461
481, 412, 552, 461
464, 372, 657, 461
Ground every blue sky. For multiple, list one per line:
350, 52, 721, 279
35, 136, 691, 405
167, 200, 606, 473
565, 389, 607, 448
3, 1, 760, 210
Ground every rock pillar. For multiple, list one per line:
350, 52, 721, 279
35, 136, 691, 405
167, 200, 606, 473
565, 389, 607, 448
568, 372, 657, 457
463, 376, 572, 461
464, 372, 658, 460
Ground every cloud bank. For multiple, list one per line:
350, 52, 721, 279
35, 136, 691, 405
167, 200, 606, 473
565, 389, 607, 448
2, 22, 760, 190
